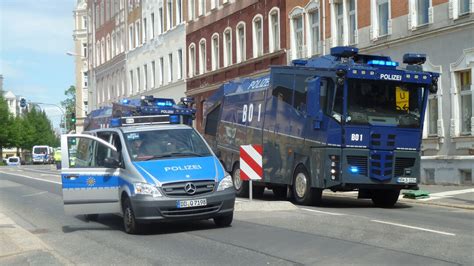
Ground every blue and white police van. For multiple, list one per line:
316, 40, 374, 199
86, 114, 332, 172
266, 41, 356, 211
61, 97, 235, 234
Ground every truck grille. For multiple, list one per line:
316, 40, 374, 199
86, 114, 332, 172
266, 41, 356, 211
161, 203, 221, 217
370, 133, 396, 149
161, 180, 216, 197
347, 156, 368, 176
370, 151, 393, 181
394, 158, 416, 177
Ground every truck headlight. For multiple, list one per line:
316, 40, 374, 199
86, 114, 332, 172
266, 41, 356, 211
217, 174, 234, 191
134, 183, 162, 197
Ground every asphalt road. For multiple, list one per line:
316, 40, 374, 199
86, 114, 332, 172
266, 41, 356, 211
0, 165, 473, 265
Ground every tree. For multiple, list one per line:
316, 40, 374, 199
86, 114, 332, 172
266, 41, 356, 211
61, 85, 76, 132
0, 94, 10, 160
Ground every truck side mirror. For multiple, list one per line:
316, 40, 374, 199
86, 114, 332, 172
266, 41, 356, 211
307, 77, 323, 129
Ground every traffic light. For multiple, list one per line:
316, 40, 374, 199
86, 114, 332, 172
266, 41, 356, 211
70, 112, 76, 124
19, 98, 26, 108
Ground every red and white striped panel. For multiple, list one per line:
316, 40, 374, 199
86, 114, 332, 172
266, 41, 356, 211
239, 145, 263, 181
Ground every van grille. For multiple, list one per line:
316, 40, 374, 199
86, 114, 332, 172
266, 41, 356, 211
161, 203, 221, 217
161, 180, 216, 197
347, 156, 368, 176
394, 158, 416, 177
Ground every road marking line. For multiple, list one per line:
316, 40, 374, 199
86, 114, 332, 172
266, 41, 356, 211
371, 220, 456, 236
301, 208, 345, 216
22, 191, 48, 197
0, 171, 61, 185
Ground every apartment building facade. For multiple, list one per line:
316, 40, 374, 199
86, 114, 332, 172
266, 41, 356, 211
126, 0, 187, 102
73, 0, 89, 133
186, 0, 288, 130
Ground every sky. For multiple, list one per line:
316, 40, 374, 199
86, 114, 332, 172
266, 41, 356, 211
0, 0, 76, 130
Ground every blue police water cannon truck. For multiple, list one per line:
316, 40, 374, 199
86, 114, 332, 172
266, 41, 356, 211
202, 46, 439, 207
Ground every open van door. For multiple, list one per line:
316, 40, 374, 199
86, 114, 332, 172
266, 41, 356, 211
61, 134, 122, 215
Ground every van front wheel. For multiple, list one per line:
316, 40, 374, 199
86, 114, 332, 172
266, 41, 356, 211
122, 197, 141, 234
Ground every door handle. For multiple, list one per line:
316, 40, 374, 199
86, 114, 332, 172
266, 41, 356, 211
64, 175, 78, 180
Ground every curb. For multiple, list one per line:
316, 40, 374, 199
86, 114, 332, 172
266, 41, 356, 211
0, 212, 72, 264
322, 191, 474, 210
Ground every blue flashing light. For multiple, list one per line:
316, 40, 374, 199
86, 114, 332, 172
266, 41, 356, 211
110, 118, 122, 127
330, 46, 359, 58
292, 59, 308, 66
349, 166, 359, 174
169, 115, 180, 124
367, 60, 399, 67
156, 100, 174, 107
122, 99, 130, 104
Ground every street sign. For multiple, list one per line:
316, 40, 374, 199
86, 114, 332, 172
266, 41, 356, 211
239, 144, 263, 181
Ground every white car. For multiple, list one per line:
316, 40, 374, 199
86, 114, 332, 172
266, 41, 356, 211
6, 157, 21, 166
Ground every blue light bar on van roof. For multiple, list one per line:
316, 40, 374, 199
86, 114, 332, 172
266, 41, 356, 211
122, 99, 130, 104
156, 100, 174, 107
330, 46, 359, 58
367, 60, 399, 67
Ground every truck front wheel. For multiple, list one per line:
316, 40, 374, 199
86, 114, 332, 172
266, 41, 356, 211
371, 189, 400, 208
292, 165, 322, 206
232, 164, 249, 197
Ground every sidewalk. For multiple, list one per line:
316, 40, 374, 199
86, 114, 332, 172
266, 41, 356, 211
0, 211, 69, 265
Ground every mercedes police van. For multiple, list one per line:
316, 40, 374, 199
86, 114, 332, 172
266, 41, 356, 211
61, 97, 235, 234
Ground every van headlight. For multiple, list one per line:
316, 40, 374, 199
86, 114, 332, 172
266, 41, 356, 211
217, 174, 234, 191
134, 183, 162, 197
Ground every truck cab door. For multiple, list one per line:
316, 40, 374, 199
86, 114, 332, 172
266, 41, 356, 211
61, 134, 122, 215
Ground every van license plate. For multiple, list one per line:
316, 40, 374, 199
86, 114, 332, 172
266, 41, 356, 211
177, 199, 207, 208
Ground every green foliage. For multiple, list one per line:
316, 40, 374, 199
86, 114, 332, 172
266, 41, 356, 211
61, 85, 76, 132
0, 95, 59, 160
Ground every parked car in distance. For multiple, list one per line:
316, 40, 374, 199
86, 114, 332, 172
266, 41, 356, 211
6, 156, 21, 166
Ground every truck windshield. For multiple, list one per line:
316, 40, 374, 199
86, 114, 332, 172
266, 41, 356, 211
125, 129, 212, 161
347, 79, 424, 128
33, 147, 48, 154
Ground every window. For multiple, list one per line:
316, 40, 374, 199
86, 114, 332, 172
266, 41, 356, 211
199, 0, 205, 16
428, 97, 438, 136
82, 43, 88, 57
167, 0, 173, 30
135, 21, 140, 46
459, 0, 471, 15
348, 0, 357, 44
143, 18, 147, 43
293, 15, 304, 58
159, 57, 164, 85
82, 15, 88, 29
106, 35, 110, 61
205, 105, 221, 136
144, 64, 148, 90
83, 72, 88, 87
459, 70, 472, 134
101, 38, 105, 63
137, 67, 141, 92
106, 0, 110, 21
151, 61, 156, 88
309, 9, 320, 55
272, 74, 294, 105
129, 70, 134, 94
151, 13, 155, 39
111, 32, 116, 57
211, 34, 219, 71
121, 26, 125, 52
176, 0, 183, 24
253, 15, 263, 58
189, 0, 195, 20
178, 49, 183, 79
211, 0, 218, 9
336, 3, 344, 46
269, 8, 280, 53
377, 0, 389, 36
189, 44, 196, 77
223, 29, 232, 67
236, 23, 246, 63
169, 53, 173, 82
129, 24, 134, 49
159, 7, 164, 34
199, 40, 206, 74
417, 0, 430, 25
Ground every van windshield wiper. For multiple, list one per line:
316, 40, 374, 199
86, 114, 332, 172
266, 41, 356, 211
140, 152, 208, 161
168, 152, 207, 157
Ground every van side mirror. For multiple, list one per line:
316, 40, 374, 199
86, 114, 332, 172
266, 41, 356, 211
104, 157, 121, 168
307, 77, 323, 129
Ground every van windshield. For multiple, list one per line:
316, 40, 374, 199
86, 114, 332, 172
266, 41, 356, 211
125, 129, 213, 161
33, 147, 48, 154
